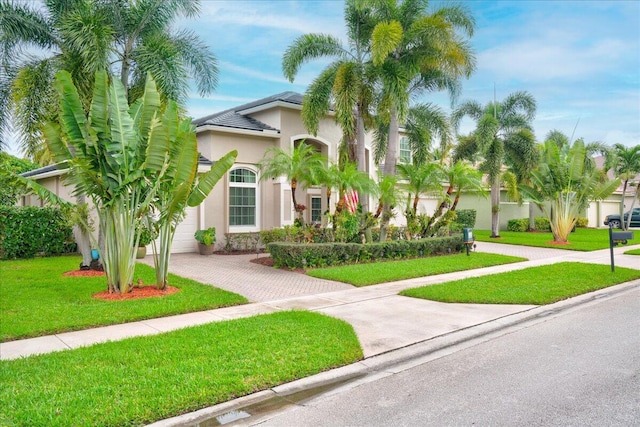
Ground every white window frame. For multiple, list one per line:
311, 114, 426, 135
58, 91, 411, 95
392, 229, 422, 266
399, 136, 412, 164
228, 165, 260, 233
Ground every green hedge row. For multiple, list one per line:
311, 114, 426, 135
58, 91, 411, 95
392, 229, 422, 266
507, 216, 588, 232
267, 235, 464, 269
0, 206, 73, 259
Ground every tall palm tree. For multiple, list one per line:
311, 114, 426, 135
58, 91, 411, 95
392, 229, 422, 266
1, 0, 217, 163
367, 0, 476, 240
259, 142, 326, 225
282, 0, 377, 211
452, 91, 537, 238
605, 143, 640, 230
520, 139, 619, 243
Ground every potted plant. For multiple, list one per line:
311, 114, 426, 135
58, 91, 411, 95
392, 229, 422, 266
136, 227, 153, 259
195, 227, 216, 255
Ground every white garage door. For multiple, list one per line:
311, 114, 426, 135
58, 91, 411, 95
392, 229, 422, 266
171, 206, 199, 253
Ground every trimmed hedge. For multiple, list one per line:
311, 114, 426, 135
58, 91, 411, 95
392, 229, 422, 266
507, 218, 529, 232
267, 235, 464, 269
534, 216, 551, 232
0, 206, 73, 259
454, 209, 476, 228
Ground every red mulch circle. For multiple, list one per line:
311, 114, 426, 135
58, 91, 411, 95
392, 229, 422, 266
63, 270, 105, 277
93, 285, 180, 301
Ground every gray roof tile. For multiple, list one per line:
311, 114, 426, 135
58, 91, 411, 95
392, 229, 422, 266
193, 91, 305, 132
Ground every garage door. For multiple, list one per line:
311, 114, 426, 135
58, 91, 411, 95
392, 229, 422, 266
171, 206, 199, 253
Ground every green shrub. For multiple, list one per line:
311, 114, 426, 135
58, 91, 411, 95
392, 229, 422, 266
534, 217, 551, 231
575, 217, 589, 228
267, 235, 463, 269
454, 209, 476, 228
224, 232, 261, 251
507, 218, 528, 232
0, 206, 73, 259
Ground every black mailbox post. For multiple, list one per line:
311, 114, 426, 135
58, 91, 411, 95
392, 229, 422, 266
608, 223, 634, 272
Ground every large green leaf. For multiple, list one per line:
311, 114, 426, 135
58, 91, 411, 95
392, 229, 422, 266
188, 150, 238, 207
107, 77, 136, 170
53, 71, 89, 154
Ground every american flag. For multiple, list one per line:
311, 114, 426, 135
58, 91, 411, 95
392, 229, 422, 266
343, 190, 359, 213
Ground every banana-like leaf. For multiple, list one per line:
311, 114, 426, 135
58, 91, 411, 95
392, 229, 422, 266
43, 122, 71, 163
170, 128, 198, 189
107, 76, 136, 170
136, 73, 162, 147
165, 181, 192, 221
188, 150, 238, 207
17, 175, 73, 208
54, 71, 89, 155
89, 71, 110, 144
143, 114, 169, 172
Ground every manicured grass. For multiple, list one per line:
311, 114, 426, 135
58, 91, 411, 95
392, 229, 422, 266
401, 262, 640, 305
307, 253, 526, 286
474, 228, 640, 251
0, 311, 363, 427
0, 256, 247, 342
624, 248, 640, 255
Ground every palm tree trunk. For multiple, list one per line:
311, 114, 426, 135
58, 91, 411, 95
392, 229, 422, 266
620, 180, 628, 230
528, 202, 536, 231
356, 110, 368, 213
490, 180, 500, 238
379, 106, 400, 242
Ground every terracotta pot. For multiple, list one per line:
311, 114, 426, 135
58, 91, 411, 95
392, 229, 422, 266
198, 243, 215, 255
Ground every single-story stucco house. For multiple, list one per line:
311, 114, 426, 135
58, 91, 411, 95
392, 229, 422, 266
20, 91, 634, 254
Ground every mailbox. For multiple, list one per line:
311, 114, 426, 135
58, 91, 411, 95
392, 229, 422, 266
611, 231, 633, 245
463, 228, 474, 244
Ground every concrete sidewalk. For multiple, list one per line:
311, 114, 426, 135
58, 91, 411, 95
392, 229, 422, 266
2, 242, 638, 361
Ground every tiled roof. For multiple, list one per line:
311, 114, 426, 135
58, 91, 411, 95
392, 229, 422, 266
192, 91, 305, 133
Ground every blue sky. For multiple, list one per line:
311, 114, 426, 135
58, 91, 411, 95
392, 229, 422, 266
184, 0, 640, 148
5, 0, 639, 155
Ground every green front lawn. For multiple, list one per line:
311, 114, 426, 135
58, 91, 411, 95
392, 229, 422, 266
624, 248, 640, 255
0, 256, 247, 342
473, 228, 639, 251
307, 253, 526, 286
401, 262, 640, 305
0, 311, 362, 427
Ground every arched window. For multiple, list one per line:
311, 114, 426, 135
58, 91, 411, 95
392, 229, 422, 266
229, 167, 258, 229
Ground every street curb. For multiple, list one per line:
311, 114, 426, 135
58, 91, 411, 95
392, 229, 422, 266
148, 279, 639, 427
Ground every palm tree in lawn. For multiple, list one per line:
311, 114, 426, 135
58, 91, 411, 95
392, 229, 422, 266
520, 139, 619, 243
259, 142, 326, 225
1, 0, 217, 163
282, 0, 377, 212
452, 91, 537, 238
367, 0, 476, 241
605, 143, 640, 230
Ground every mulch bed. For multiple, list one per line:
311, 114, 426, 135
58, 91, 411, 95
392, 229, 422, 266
93, 286, 180, 301
63, 270, 180, 300
63, 270, 105, 277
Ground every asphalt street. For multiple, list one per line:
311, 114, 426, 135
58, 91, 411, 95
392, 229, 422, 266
254, 287, 640, 427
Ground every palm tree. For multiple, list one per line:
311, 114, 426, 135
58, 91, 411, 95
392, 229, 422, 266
452, 91, 537, 238
367, 0, 476, 240
605, 143, 640, 230
1, 0, 217, 163
520, 139, 619, 243
322, 162, 376, 214
259, 142, 326, 225
282, 0, 377, 211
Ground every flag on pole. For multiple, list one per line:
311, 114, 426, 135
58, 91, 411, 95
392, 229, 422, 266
343, 190, 359, 213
